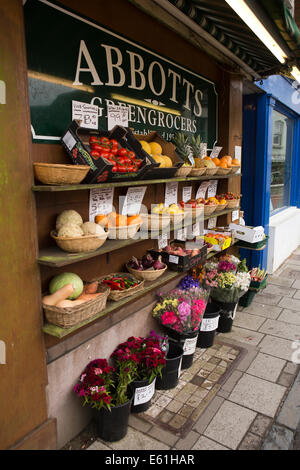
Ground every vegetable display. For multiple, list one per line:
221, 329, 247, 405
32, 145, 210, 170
127, 254, 166, 271
89, 136, 142, 174
101, 275, 141, 291
250, 267, 266, 282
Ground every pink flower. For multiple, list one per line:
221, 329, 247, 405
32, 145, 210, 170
94, 368, 103, 375
161, 311, 178, 325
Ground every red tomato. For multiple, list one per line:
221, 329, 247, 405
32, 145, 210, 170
89, 136, 100, 145
127, 151, 136, 159
110, 147, 118, 155
99, 136, 110, 144
136, 160, 142, 167
90, 150, 101, 160
111, 166, 118, 173
118, 148, 128, 157
91, 143, 109, 153
100, 151, 110, 159
109, 139, 118, 148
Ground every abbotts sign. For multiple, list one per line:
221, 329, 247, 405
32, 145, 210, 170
24, 0, 218, 146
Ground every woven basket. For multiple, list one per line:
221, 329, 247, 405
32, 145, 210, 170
189, 167, 206, 176
204, 167, 218, 176
182, 205, 204, 219
217, 167, 231, 175
51, 231, 108, 253
170, 212, 185, 226
226, 199, 240, 209
140, 213, 170, 231
33, 163, 90, 185
107, 223, 140, 240
126, 263, 167, 281
204, 204, 217, 216
214, 203, 227, 212
43, 285, 110, 328
229, 165, 240, 174
98, 273, 144, 301
175, 166, 192, 177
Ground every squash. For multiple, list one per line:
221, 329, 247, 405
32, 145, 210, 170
76, 293, 101, 301
55, 299, 87, 308
83, 281, 98, 294
42, 283, 74, 306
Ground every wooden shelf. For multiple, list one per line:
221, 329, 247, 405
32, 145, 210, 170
37, 208, 236, 267
32, 173, 241, 192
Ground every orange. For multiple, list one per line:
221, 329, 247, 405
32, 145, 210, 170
127, 215, 142, 225
223, 155, 232, 167
95, 214, 108, 228
212, 158, 220, 166
232, 158, 240, 166
219, 161, 228, 168
204, 156, 212, 161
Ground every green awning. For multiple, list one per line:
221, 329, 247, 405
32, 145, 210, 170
167, 0, 300, 78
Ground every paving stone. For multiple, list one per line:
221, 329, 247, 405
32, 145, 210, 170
146, 404, 163, 418
234, 311, 266, 331
148, 426, 179, 447
218, 326, 264, 346
238, 432, 262, 450
166, 400, 183, 413
262, 424, 294, 450
277, 309, 300, 326
192, 436, 228, 450
283, 362, 299, 375
250, 414, 273, 437
268, 276, 294, 288
241, 302, 282, 319
159, 410, 174, 424
246, 353, 286, 382
279, 297, 300, 311
217, 389, 230, 399
193, 395, 224, 434
293, 290, 300, 299
277, 372, 295, 388
277, 372, 300, 430
87, 440, 111, 450
292, 280, 300, 289
255, 292, 282, 305
265, 284, 296, 298
229, 373, 286, 418
259, 335, 295, 361
174, 430, 201, 450
280, 267, 300, 281
179, 404, 194, 418
108, 427, 170, 451
204, 401, 256, 450
259, 318, 300, 341
128, 414, 152, 433
169, 414, 187, 430
221, 370, 243, 393
236, 348, 259, 372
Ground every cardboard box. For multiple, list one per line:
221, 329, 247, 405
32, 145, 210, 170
202, 229, 232, 252
229, 223, 265, 243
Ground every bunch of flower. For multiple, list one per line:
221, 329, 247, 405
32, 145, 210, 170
73, 359, 118, 411
218, 260, 237, 272
209, 270, 251, 303
111, 335, 166, 384
153, 287, 209, 334
234, 271, 251, 290
177, 274, 200, 290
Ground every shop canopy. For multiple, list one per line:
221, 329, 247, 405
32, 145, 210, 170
131, 0, 300, 80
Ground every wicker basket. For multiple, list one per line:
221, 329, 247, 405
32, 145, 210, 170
43, 285, 110, 328
107, 223, 141, 240
98, 273, 144, 301
126, 263, 167, 281
229, 165, 240, 174
170, 212, 185, 226
189, 167, 206, 176
217, 167, 231, 175
204, 204, 217, 216
175, 166, 192, 177
51, 231, 108, 253
214, 203, 227, 212
226, 199, 240, 209
204, 167, 218, 176
140, 213, 170, 231
182, 205, 204, 219
33, 163, 90, 185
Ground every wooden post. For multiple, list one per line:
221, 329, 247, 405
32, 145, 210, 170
0, 0, 55, 449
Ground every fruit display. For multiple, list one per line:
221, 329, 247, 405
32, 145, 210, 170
139, 139, 173, 168
202, 229, 232, 252
171, 132, 192, 164
151, 203, 184, 215
88, 135, 143, 174
220, 192, 241, 208
179, 198, 204, 209
95, 212, 142, 239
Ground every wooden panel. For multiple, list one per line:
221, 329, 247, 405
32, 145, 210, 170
9, 419, 57, 451
0, 0, 49, 449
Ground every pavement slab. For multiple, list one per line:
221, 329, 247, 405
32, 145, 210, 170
277, 309, 300, 325
259, 318, 300, 341
246, 353, 286, 382
218, 326, 264, 346
192, 435, 229, 450
258, 335, 295, 361
234, 311, 266, 331
239, 302, 282, 319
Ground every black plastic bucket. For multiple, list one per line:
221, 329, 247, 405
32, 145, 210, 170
156, 342, 184, 390
163, 326, 199, 369
214, 301, 238, 333
130, 377, 156, 413
93, 397, 132, 442
197, 302, 220, 348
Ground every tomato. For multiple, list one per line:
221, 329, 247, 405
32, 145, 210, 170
91, 143, 109, 153
117, 148, 128, 157
136, 160, 142, 168
89, 136, 100, 145
109, 139, 118, 148
127, 151, 136, 159
110, 147, 118, 155
90, 150, 101, 160
111, 165, 118, 172
100, 151, 110, 159
99, 136, 110, 144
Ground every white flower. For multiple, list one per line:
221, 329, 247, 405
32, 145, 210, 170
234, 272, 251, 290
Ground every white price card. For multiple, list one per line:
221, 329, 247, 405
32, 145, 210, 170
169, 255, 179, 264
107, 105, 129, 130
165, 181, 178, 207
182, 186, 192, 203
121, 186, 146, 215
183, 336, 198, 355
62, 131, 76, 151
207, 180, 218, 198
89, 188, 114, 222
232, 210, 239, 221
200, 316, 219, 332
196, 181, 210, 200
200, 143, 207, 158
158, 233, 168, 250
210, 146, 222, 159
72, 101, 99, 130
133, 379, 156, 406
176, 227, 187, 241
207, 217, 217, 229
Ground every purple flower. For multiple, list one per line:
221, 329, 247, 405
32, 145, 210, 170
178, 301, 191, 321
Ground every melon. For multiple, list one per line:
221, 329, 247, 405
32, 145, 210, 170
49, 273, 84, 300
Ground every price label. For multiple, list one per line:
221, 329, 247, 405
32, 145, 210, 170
207, 180, 218, 198
165, 181, 178, 207
107, 104, 129, 130
133, 379, 156, 406
176, 228, 187, 241
169, 255, 179, 264
72, 100, 99, 129
196, 181, 210, 200
89, 188, 114, 221
183, 336, 198, 355
200, 143, 207, 158
182, 186, 192, 203
62, 131, 76, 151
207, 217, 217, 229
210, 146, 222, 159
158, 233, 168, 249
232, 210, 239, 222
200, 316, 219, 332
121, 186, 146, 215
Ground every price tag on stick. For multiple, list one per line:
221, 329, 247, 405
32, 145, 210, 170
200, 143, 207, 158
207, 180, 218, 198
210, 146, 222, 159
107, 105, 129, 130
196, 181, 210, 200
182, 186, 192, 203
165, 181, 178, 207
158, 233, 168, 250
121, 186, 146, 215
207, 217, 217, 229
89, 188, 114, 222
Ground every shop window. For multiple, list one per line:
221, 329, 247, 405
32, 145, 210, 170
270, 110, 294, 214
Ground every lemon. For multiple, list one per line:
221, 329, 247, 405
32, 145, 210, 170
140, 140, 151, 155
149, 142, 162, 155
161, 155, 172, 168
152, 155, 165, 167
